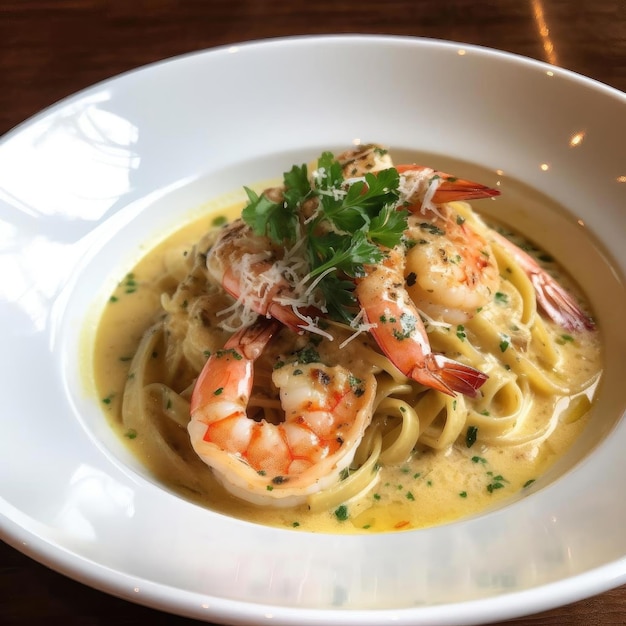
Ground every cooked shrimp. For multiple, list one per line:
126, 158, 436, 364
339, 145, 592, 333
339, 145, 501, 322
403, 206, 500, 324
338, 143, 395, 176
336, 144, 500, 205
338, 145, 491, 394
355, 248, 488, 397
488, 229, 595, 331
396, 164, 501, 206
188, 318, 377, 507
206, 219, 319, 333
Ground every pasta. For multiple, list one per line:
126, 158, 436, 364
94, 147, 602, 532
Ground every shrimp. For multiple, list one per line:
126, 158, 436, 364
338, 145, 492, 395
338, 145, 501, 321
336, 144, 500, 205
338, 145, 593, 333
188, 318, 377, 507
355, 247, 488, 397
206, 219, 319, 333
403, 206, 500, 324
396, 164, 501, 205
488, 229, 595, 331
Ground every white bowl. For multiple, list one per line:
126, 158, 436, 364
0, 35, 625, 625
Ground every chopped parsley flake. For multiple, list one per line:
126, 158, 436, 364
486, 472, 509, 493
122, 273, 137, 294
499, 333, 511, 352
557, 334, 575, 345
215, 348, 243, 360
465, 425, 478, 448
334, 505, 349, 521
295, 346, 321, 364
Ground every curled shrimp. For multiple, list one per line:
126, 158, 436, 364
337, 144, 500, 206
206, 219, 319, 333
339, 145, 492, 395
398, 166, 595, 332
403, 206, 500, 324
338, 146, 500, 325
355, 247, 488, 397
188, 318, 377, 507
339, 144, 594, 333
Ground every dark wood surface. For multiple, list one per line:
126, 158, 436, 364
1, 1, 625, 624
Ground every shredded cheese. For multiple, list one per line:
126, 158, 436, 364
398, 169, 445, 217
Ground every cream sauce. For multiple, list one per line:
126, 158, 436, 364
93, 201, 602, 534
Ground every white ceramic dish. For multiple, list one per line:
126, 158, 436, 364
0, 35, 625, 626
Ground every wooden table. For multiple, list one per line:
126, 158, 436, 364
1, 1, 625, 624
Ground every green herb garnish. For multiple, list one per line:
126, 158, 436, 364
465, 425, 478, 448
499, 333, 511, 352
334, 505, 349, 521
241, 152, 408, 323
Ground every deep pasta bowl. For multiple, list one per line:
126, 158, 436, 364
0, 35, 625, 625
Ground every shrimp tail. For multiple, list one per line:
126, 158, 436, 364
409, 353, 488, 398
395, 164, 501, 203
221, 265, 318, 334
490, 230, 595, 332
529, 272, 596, 332
231, 316, 283, 360
190, 317, 280, 415
429, 180, 501, 203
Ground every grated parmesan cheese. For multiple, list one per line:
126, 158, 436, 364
398, 169, 444, 217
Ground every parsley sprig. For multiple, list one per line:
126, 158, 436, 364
241, 151, 409, 322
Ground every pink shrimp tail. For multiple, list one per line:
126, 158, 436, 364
430, 183, 501, 203
409, 353, 488, 398
529, 273, 596, 332
221, 268, 319, 334
230, 317, 283, 360
190, 318, 281, 414
395, 164, 501, 203
490, 230, 595, 332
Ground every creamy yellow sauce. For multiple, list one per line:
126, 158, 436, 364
93, 202, 602, 534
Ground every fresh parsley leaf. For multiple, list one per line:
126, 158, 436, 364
240, 150, 411, 324
241, 187, 298, 244
283, 164, 312, 207
308, 230, 383, 280
316, 151, 344, 191
319, 274, 359, 323
369, 204, 409, 248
